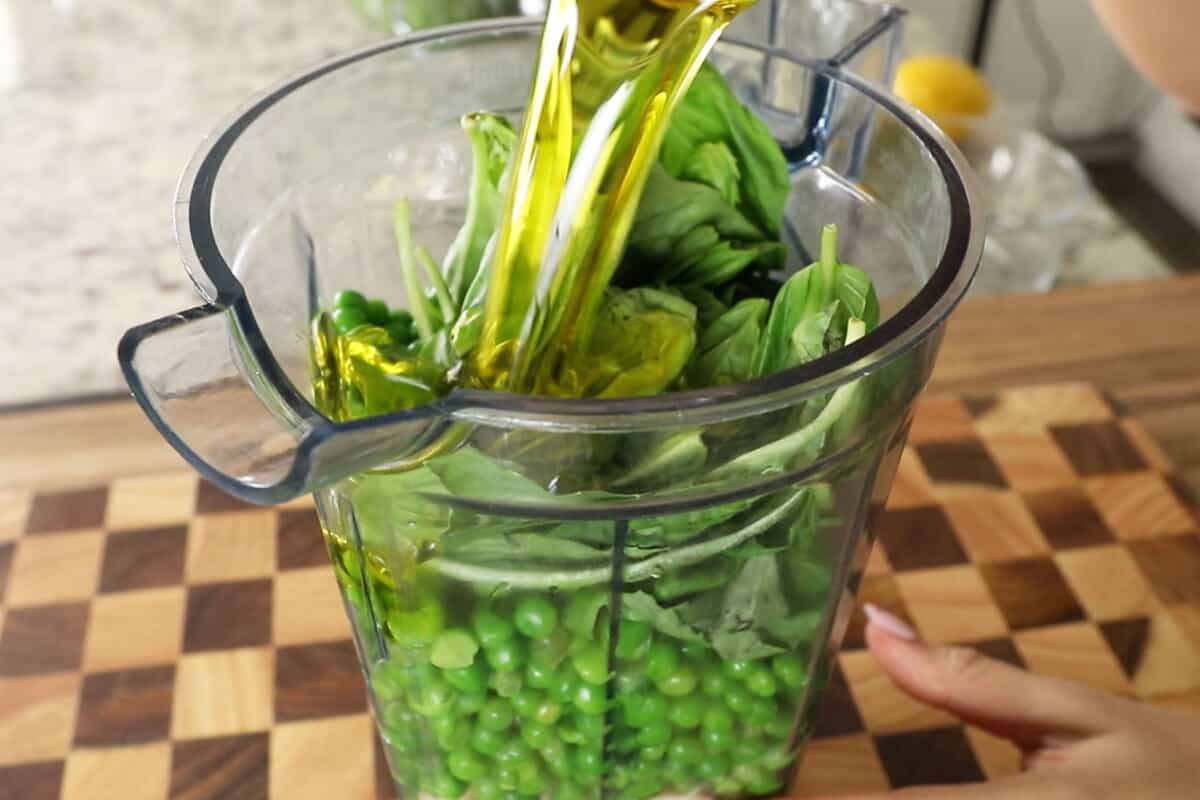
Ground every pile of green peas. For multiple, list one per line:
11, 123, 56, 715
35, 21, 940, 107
330, 289, 419, 344
325, 535, 810, 799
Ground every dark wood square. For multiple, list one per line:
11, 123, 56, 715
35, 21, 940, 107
979, 558, 1085, 631
1099, 618, 1151, 678
1128, 535, 1200, 605
195, 481, 258, 515
183, 580, 272, 652
170, 733, 269, 800
970, 638, 1026, 669
74, 665, 175, 746
811, 663, 864, 739
25, 487, 108, 534
961, 394, 998, 418
1023, 488, 1114, 549
99, 526, 188, 593
874, 726, 985, 787
875, 506, 968, 571
274, 640, 366, 722
916, 440, 1008, 488
0, 761, 64, 800
844, 577, 910, 651
375, 732, 395, 800
277, 510, 329, 571
0, 541, 12, 601
0, 602, 89, 676
1049, 422, 1148, 477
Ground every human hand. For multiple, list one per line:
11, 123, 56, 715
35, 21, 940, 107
817, 604, 1200, 799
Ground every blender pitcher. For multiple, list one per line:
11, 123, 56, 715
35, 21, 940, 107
120, 19, 981, 800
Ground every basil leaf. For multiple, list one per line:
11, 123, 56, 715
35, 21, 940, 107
441, 531, 611, 565
629, 497, 755, 546
425, 447, 549, 502
621, 591, 705, 642
686, 298, 769, 387
613, 430, 707, 491
679, 141, 741, 205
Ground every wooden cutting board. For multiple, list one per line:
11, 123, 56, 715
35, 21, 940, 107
1, 383, 1198, 799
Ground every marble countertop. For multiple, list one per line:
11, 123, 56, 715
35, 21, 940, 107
0, 0, 1175, 408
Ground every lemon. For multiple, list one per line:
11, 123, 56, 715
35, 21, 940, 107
894, 55, 993, 142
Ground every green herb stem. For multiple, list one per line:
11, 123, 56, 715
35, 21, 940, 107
394, 200, 436, 340
418, 245, 458, 322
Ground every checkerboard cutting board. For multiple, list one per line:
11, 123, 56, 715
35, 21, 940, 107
1, 383, 1198, 799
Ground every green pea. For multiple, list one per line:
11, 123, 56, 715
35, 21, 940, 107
637, 719, 671, 747
745, 664, 778, 698
668, 694, 705, 729
723, 659, 752, 680
389, 308, 414, 327
549, 671, 578, 704
772, 653, 808, 690
747, 697, 778, 726
410, 678, 454, 717
701, 668, 733, 697
447, 749, 486, 782
614, 620, 652, 660
736, 764, 784, 796
763, 744, 796, 771
572, 745, 604, 776
712, 777, 742, 796
701, 726, 734, 753
495, 764, 520, 791
516, 765, 545, 797
701, 704, 735, 733
564, 588, 609, 639
513, 595, 558, 639
471, 778, 503, 800
486, 639, 526, 673
657, 664, 698, 697
554, 781, 586, 800
386, 321, 414, 344
623, 692, 668, 728
571, 643, 610, 686
534, 700, 563, 725
724, 684, 754, 713
495, 740, 533, 766
524, 660, 554, 689
426, 771, 466, 799
614, 671, 645, 697
511, 688, 543, 718
520, 721, 553, 749
694, 754, 730, 781
472, 607, 514, 647
471, 725, 504, 755
573, 683, 607, 715
573, 712, 606, 741
333, 289, 368, 310
667, 736, 703, 765
539, 738, 567, 772
641, 743, 667, 761
456, 690, 487, 714
765, 714, 794, 739
478, 698, 515, 731
663, 759, 693, 788
365, 298, 391, 325
732, 738, 766, 764
645, 641, 680, 683
490, 669, 523, 698
430, 713, 458, 739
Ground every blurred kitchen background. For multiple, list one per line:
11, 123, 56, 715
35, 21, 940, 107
2, 0, 1198, 409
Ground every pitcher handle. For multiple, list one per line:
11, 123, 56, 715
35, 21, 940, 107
118, 302, 320, 505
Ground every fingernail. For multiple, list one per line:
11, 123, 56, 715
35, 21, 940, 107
864, 603, 918, 641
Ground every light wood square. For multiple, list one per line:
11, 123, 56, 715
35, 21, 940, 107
274, 567, 353, 646
863, 541, 892, 577
1128, 613, 1200, 698
83, 587, 185, 672
172, 648, 273, 740
105, 474, 197, 531
886, 447, 936, 509
1152, 690, 1200, 715
62, 743, 170, 800
279, 494, 317, 511
1120, 420, 1175, 472
1173, 604, 1200, 652
980, 428, 1077, 492
839, 649, 958, 734
6, 530, 104, 607
965, 726, 1022, 780
0, 489, 31, 543
895, 566, 1009, 644
1056, 546, 1161, 621
976, 384, 1113, 434
0, 672, 80, 766
790, 734, 889, 796
186, 511, 277, 584
942, 492, 1050, 562
907, 394, 976, 444
1084, 473, 1196, 540
1016, 623, 1130, 695
270, 713, 375, 800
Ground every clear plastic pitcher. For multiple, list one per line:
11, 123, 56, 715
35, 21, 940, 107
120, 19, 981, 800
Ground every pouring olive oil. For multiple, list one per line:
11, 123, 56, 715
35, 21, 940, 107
466, 0, 756, 395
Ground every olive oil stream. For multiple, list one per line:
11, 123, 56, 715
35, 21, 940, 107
466, 0, 756, 395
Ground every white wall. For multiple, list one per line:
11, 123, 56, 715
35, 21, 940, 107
1137, 100, 1200, 226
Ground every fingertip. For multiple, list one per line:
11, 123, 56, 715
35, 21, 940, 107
863, 603, 918, 642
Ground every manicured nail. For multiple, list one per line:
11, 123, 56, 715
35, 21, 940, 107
864, 603, 918, 641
